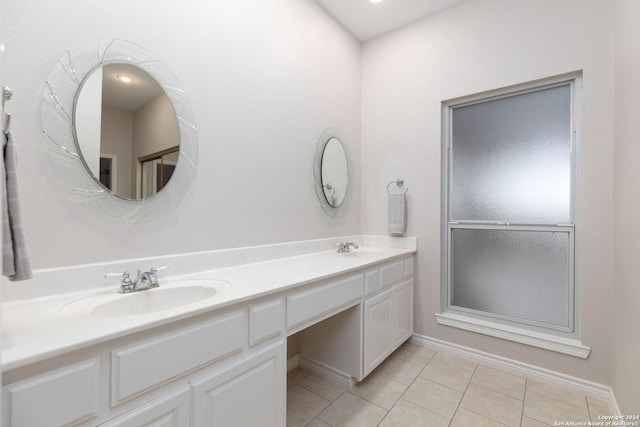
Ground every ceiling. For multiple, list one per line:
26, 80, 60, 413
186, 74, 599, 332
101, 63, 164, 112
314, 0, 465, 42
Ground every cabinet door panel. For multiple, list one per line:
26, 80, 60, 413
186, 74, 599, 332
192, 341, 285, 427
363, 288, 393, 377
99, 387, 189, 427
393, 279, 414, 348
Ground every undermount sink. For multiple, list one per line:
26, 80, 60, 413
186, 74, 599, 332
59, 279, 230, 318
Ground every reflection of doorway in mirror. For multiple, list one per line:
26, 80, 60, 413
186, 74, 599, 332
156, 163, 176, 191
99, 154, 117, 193
139, 147, 178, 198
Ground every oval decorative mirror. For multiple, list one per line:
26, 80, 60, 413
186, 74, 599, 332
42, 39, 197, 221
314, 127, 351, 215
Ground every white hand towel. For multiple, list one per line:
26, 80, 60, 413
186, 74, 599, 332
388, 192, 407, 235
2, 131, 32, 281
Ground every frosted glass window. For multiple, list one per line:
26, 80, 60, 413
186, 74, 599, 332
450, 84, 571, 223
444, 77, 578, 336
451, 229, 570, 328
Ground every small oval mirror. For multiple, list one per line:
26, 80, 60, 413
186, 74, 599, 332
74, 63, 180, 200
314, 128, 351, 216
321, 137, 348, 207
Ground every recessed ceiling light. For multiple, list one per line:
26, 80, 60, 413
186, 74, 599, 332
369, 0, 384, 3
116, 74, 134, 83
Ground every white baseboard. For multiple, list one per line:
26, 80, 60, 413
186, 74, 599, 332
297, 355, 356, 388
287, 354, 300, 372
410, 333, 621, 415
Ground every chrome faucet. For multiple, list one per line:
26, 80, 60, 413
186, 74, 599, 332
336, 241, 359, 253
132, 269, 160, 291
105, 266, 167, 293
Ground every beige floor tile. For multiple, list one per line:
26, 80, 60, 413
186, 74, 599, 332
287, 384, 330, 427
390, 342, 436, 367
587, 396, 613, 420
379, 398, 450, 427
318, 392, 387, 427
432, 351, 478, 372
287, 367, 310, 387
420, 357, 474, 392
350, 371, 407, 410
471, 365, 526, 400
402, 376, 463, 418
521, 416, 551, 427
526, 378, 586, 407
450, 407, 511, 427
460, 383, 523, 427
524, 389, 590, 425
298, 373, 347, 402
306, 419, 332, 427
374, 356, 423, 385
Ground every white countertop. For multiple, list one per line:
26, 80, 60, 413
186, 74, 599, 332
2, 242, 415, 371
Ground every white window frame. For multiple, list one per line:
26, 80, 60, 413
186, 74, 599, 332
437, 73, 590, 358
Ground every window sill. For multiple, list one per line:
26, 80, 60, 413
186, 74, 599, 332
435, 312, 590, 358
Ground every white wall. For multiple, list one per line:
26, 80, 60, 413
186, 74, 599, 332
132, 93, 179, 160
101, 106, 134, 198
3, 0, 361, 268
613, 0, 640, 414
361, 0, 614, 384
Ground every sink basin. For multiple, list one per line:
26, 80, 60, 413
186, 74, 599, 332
336, 247, 389, 258
60, 279, 230, 318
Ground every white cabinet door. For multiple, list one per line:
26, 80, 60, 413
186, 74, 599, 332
99, 387, 190, 427
363, 288, 394, 377
191, 341, 285, 427
393, 279, 414, 348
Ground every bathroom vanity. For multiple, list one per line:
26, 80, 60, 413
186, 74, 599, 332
1, 236, 415, 426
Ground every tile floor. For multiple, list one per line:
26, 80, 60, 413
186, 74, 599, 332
287, 342, 613, 427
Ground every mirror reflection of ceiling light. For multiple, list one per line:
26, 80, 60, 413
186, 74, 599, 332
116, 74, 134, 83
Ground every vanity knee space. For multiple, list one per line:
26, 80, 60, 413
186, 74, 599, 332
294, 256, 415, 383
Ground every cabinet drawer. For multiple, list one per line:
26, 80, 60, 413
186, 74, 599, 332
380, 259, 406, 289
287, 273, 364, 330
364, 268, 381, 296
405, 257, 414, 277
4, 358, 100, 427
111, 310, 246, 404
250, 298, 284, 346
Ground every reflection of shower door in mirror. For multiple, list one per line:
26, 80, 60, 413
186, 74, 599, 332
99, 154, 117, 193
139, 147, 178, 198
